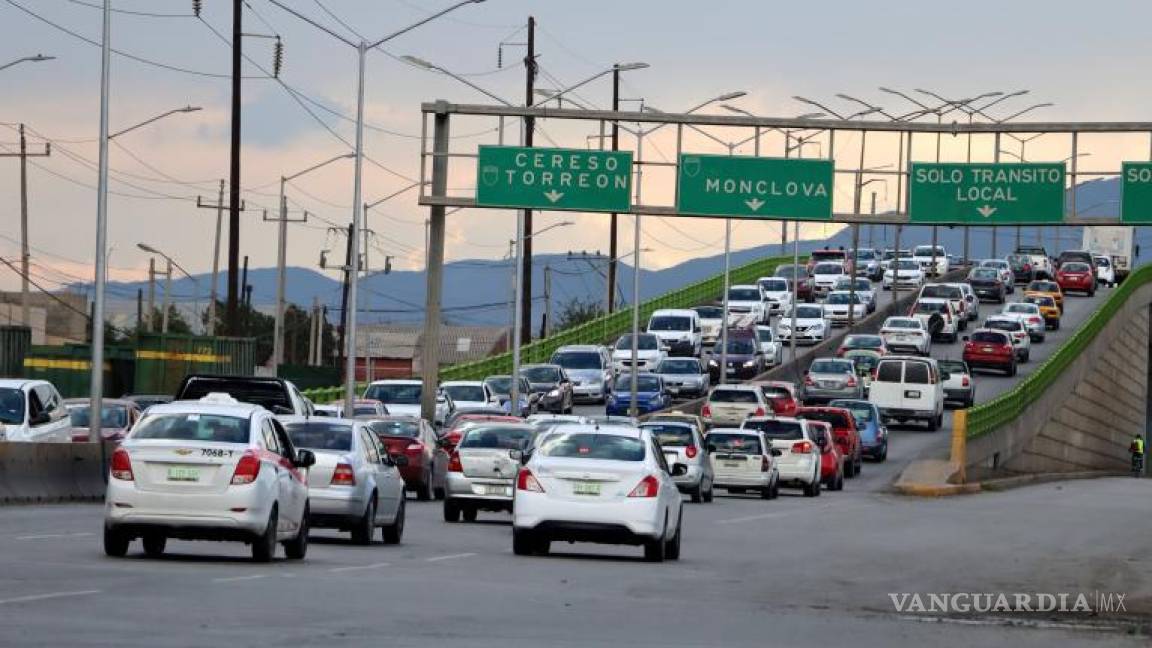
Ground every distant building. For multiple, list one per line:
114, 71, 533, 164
0, 292, 88, 344
353, 325, 508, 380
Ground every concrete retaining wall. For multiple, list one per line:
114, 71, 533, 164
965, 282, 1152, 480
0, 442, 108, 504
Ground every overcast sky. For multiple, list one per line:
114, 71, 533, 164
3, 0, 1152, 294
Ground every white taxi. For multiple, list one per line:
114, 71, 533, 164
103, 395, 315, 562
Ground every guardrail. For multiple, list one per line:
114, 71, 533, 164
965, 263, 1152, 439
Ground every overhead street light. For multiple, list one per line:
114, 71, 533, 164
403, 55, 513, 107
109, 106, 201, 140
997, 103, 1054, 123
0, 53, 55, 71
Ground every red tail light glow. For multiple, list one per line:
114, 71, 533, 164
110, 448, 134, 481
685, 445, 698, 459
791, 440, 813, 454
761, 455, 771, 472
962, 376, 970, 387
846, 375, 857, 388
331, 462, 356, 486
405, 443, 423, 452
754, 407, 766, 417
517, 468, 544, 492
804, 375, 815, 386
448, 451, 463, 473
701, 404, 712, 418
628, 475, 660, 498
230, 451, 261, 485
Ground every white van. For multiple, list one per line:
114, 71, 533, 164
867, 356, 945, 431
0, 379, 73, 442
646, 309, 702, 357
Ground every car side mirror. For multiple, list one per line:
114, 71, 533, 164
770, 448, 783, 457
29, 412, 51, 426
294, 449, 316, 468
671, 463, 689, 477
391, 453, 409, 467
940, 371, 951, 381
962, 336, 970, 342
508, 449, 523, 462
706, 443, 717, 454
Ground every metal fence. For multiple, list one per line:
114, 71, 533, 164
966, 263, 1152, 438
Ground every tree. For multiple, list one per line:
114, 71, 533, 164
555, 297, 604, 331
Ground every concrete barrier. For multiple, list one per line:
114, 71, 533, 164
0, 442, 106, 505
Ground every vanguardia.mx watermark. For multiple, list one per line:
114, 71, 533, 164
889, 591, 1127, 614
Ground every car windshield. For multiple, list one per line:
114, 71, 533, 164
913, 301, 948, 314
856, 250, 876, 260
284, 421, 353, 452
649, 316, 691, 332
757, 328, 775, 342
68, 404, 128, 429
759, 279, 789, 292
537, 432, 645, 461
1095, 257, 1111, 267
826, 292, 860, 305
921, 285, 960, 299
761, 386, 793, 400
728, 288, 761, 301
938, 361, 967, 374
844, 335, 882, 348
970, 269, 999, 280
913, 246, 944, 256
618, 375, 662, 392
485, 377, 522, 394
813, 263, 843, 275
810, 360, 852, 374
707, 432, 764, 454
367, 419, 420, 438
132, 413, 251, 443
710, 389, 759, 404
522, 366, 561, 383
885, 318, 921, 329
775, 265, 805, 278
551, 352, 602, 370
658, 359, 700, 375
364, 383, 421, 404
1062, 262, 1091, 273
694, 306, 724, 319
894, 260, 920, 270
794, 306, 824, 319
616, 334, 658, 351
971, 331, 1009, 344
444, 385, 486, 402
640, 424, 694, 447
0, 388, 24, 425
723, 339, 757, 355
1017, 246, 1045, 255
459, 425, 535, 450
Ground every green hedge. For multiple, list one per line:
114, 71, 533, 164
966, 263, 1152, 438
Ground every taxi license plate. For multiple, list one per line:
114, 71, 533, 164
904, 390, 921, 399
477, 484, 510, 496
982, 346, 994, 352
726, 367, 737, 374
573, 481, 601, 496
724, 462, 742, 468
167, 466, 200, 482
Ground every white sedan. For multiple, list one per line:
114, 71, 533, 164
103, 395, 315, 562
880, 317, 932, 356
822, 290, 868, 326
776, 304, 829, 345
1000, 302, 1046, 342
512, 425, 685, 562
883, 260, 926, 290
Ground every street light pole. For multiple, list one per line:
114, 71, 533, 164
0, 54, 55, 71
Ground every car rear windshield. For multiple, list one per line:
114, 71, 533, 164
640, 424, 694, 447
538, 433, 645, 461
904, 363, 930, 384
728, 288, 762, 301
914, 301, 948, 314
831, 403, 875, 424
875, 361, 904, 382
1025, 295, 1056, 307
551, 352, 602, 370
913, 246, 945, 256
522, 366, 562, 383
985, 319, 1021, 331
658, 359, 700, 374
710, 389, 759, 404
367, 420, 420, 438
132, 413, 251, 444
1005, 304, 1036, 314
364, 383, 421, 404
759, 278, 789, 292
618, 375, 662, 392
460, 425, 535, 450
938, 360, 968, 374
921, 285, 960, 299
826, 293, 860, 305
707, 432, 764, 454
284, 421, 353, 451
693, 306, 723, 319
1062, 262, 1091, 273
799, 410, 851, 429
741, 419, 802, 440
0, 388, 25, 425
649, 316, 691, 332
67, 404, 128, 429
970, 268, 999, 280
775, 265, 805, 278
444, 385, 485, 402
971, 331, 1009, 344
811, 250, 845, 261
810, 360, 852, 374
845, 335, 882, 348
794, 306, 824, 319
885, 319, 921, 329
1028, 281, 1059, 291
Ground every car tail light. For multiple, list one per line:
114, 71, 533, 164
448, 451, 463, 473
405, 442, 423, 452
754, 407, 766, 417
1029, 317, 1042, 324
685, 445, 698, 459
701, 404, 712, 418
962, 376, 970, 387
230, 451, 261, 485
1024, 263, 1031, 271
791, 440, 813, 454
804, 375, 815, 386
628, 475, 660, 498
761, 455, 771, 472
517, 468, 544, 492
331, 462, 356, 486
846, 375, 857, 388
110, 448, 134, 481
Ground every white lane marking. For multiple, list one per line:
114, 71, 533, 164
15, 532, 95, 540
0, 590, 101, 605
425, 552, 476, 563
212, 574, 268, 583
716, 503, 840, 525
328, 562, 391, 573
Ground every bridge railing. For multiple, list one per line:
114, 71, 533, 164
966, 263, 1152, 439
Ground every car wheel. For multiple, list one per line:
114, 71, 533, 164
433, 484, 446, 500
462, 507, 478, 523
878, 447, 888, 463
443, 499, 461, 523
284, 504, 309, 559
760, 484, 773, 500
702, 479, 715, 503
690, 483, 703, 504
252, 508, 278, 563
844, 458, 855, 478
103, 526, 130, 558
1053, 320, 1061, 331
416, 471, 433, 501
1008, 362, 1018, 377
643, 531, 667, 563
665, 515, 682, 561
803, 479, 818, 498
855, 454, 863, 476
142, 532, 166, 558
927, 415, 939, 432
351, 498, 376, 545
381, 497, 405, 545
513, 530, 536, 556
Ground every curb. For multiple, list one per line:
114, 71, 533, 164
893, 470, 1129, 497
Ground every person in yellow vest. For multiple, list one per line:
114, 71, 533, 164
1131, 435, 1145, 476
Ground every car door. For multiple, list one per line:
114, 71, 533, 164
360, 427, 399, 521
901, 361, 934, 413
261, 418, 298, 535
426, 420, 447, 490
650, 438, 680, 535
29, 385, 68, 442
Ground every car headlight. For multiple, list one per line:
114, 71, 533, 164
708, 359, 719, 367
743, 360, 756, 368
547, 389, 561, 397
813, 322, 825, 330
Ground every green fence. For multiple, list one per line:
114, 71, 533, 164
966, 263, 1152, 439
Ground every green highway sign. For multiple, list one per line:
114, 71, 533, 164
908, 162, 1066, 224
675, 154, 834, 219
1121, 162, 1152, 223
474, 145, 633, 212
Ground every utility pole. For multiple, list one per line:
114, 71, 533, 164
308, 296, 319, 366
420, 110, 450, 423
136, 288, 143, 335
542, 264, 552, 338
195, 181, 243, 335
160, 257, 173, 334
146, 257, 157, 332
0, 124, 50, 327
607, 61, 620, 314
338, 224, 354, 365
519, 15, 536, 343
227, 0, 243, 335
240, 254, 249, 335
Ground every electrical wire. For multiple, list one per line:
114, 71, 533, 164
61, 0, 191, 18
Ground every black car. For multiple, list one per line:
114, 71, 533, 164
967, 268, 1006, 303
519, 364, 574, 414
707, 332, 764, 381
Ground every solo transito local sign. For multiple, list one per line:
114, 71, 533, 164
474, 145, 633, 212
909, 162, 1067, 224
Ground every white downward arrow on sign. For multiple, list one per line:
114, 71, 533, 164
543, 190, 564, 203
976, 204, 997, 218
745, 198, 766, 211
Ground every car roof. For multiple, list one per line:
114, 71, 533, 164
521, 363, 561, 370
706, 427, 760, 435
743, 415, 804, 425
639, 420, 694, 429
368, 379, 420, 385
729, 284, 760, 290
553, 345, 604, 352
63, 398, 134, 407
144, 400, 264, 417
651, 308, 697, 316
711, 384, 759, 392
878, 354, 938, 363
441, 380, 483, 386
544, 423, 644, 438
884, 316, 920, 324
0, 378, 35, 389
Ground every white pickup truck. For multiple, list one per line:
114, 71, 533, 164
1014, 245, 1054, 280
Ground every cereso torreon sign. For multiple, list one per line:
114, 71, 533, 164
908, 162, 1066, 224
474, 145, 633, 212
675, 154, 834, 220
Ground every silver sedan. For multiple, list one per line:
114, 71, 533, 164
444, 423, 537, 522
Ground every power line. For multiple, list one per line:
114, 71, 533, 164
61, 0, 192, 18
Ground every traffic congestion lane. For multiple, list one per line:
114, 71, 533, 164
0, 478, 1148, 647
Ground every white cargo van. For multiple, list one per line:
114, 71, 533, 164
646, 309, 702, 357
867, 356, 945, 431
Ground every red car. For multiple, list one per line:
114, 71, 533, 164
808, 420, 844, 491
366, 416, 448, 500
795, 406, 863, 478
753, 380, 799, 416
1056, 261, 1096, 297
963, 329, 1017, 376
